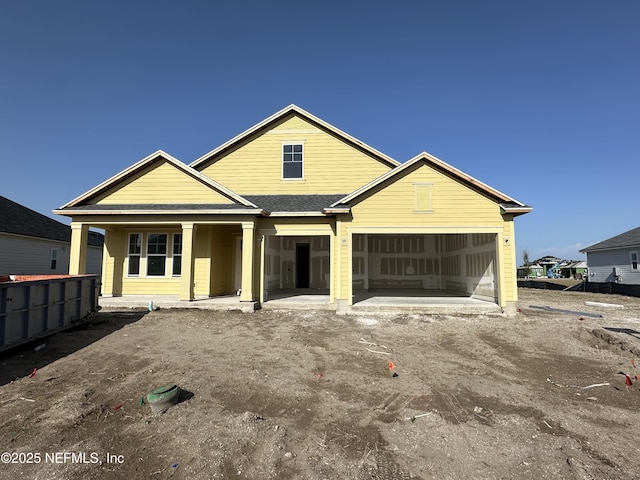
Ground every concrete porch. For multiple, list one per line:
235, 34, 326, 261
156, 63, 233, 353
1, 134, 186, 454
99, 294, 257, 312
98, 289, 503, 315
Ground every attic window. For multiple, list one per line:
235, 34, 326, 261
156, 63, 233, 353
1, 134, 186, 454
282, 143, 303, 179
413, 183, 433, 212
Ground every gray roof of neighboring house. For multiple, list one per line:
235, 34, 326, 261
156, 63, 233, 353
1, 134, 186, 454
243, 195, 347, 213
580, 226, 640, 253
0, 196, 103, 247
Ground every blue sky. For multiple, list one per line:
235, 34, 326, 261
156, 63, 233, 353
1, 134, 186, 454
1, 1, 638, 265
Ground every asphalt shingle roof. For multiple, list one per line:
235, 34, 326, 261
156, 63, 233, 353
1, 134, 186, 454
60, 204, 255, 211
580, 226, 640, 252
0, 196, 103, 246
243, 194, 347, 212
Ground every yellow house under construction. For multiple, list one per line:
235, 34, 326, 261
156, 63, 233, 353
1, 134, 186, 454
55, 105, 531, 314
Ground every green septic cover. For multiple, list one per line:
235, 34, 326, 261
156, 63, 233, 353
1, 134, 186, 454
147, 384, 178, 402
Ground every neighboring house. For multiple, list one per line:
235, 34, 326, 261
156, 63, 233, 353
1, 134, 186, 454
559, 261, 587, 280
54, 105, 531, 313
580, 226, 640, 284
517, 263, 543, 278
531, 256, 561, 277
0, 196, 103, 275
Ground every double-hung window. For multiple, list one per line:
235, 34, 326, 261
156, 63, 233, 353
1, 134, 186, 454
128, 233, 142, 276
50, 248, 58, 270
172, 233, 183, 276
147, 234, 168, 276
282, 143, 303, 179
632, 251, 639, 271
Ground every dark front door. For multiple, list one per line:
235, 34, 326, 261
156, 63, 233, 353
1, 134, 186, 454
295, 243, 310, 288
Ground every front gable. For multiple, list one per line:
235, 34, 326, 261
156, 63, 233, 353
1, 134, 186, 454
56, 151, 259, 216
338, 153, 531, 227
193, 105, 399, 195
92, 159, 235, 205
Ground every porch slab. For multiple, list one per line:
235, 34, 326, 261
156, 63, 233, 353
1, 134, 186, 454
349, 295, 502, 315
349, 289, 503, 315
262, 289, 335, 311
99, 294, 257, 312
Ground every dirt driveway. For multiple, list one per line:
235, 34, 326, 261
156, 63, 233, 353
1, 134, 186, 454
1, 288, 640, 479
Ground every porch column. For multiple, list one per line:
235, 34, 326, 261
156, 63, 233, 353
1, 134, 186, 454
240, 220, 256, 302
69, 222, 89, 275
180, 223, 196, 301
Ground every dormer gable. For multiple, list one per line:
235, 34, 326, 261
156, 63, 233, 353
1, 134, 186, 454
191, 105, 400, 195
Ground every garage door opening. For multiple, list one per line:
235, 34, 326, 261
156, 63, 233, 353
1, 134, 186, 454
352, 233, 498, 305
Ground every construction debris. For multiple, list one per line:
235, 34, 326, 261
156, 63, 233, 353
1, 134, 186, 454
530, 305, 602, 318
585, 301, 624, 309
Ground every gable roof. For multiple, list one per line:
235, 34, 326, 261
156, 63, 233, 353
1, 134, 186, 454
190, 104, 400, 170
56, 150, 258, 213
580, 226, 640, 253
331, 152, 532, 215
0, 196, 103, 246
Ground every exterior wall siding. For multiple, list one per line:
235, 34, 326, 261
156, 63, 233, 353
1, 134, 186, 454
0, 234, 70, 275
94, 161, 234, 205
122, 278, 181, 294
101, 228, 125, 296
208, 225, 238, 295
337, 163, 518, 308
349, 164, 504, 226
199, 116, 392, 194
587, 248, 640, 285
86, 246, 103, 274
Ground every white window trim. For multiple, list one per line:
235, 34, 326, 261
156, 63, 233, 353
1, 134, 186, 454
281, 140, 305, 180
50, 247, 58, 271
631, 251, 639, 271
172, 233, 183, 277
127, 233, 142, 277
126, 231, 183, 278
146, 232, 169, 277
413, 182, 434, 213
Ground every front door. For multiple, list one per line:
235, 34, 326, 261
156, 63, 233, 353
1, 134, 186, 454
295, 243, 310, 288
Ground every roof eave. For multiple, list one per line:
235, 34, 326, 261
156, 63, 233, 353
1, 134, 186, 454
580, 244, 640, 254
500, 204, 533, 216
266, 211, 328, 217
53, 208, 266, 216
323, 207, 351, 215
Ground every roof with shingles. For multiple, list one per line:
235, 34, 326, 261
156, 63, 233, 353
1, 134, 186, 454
0, 196, 103, 246
58, 195, 347, 215
580, 226, 640, 253
243, 194, 347, 213
60, 204, 257, 212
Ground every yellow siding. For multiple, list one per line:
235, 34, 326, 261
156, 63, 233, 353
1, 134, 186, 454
199, 115, 392, 194
193, 226, 211, 296
350, 164, 504, 227
335, 163, 519, 306
209, 225, 238, 295
94, 161, 234, 205
102, 227, 126, 296
501, 220, 517, 302
122, 278, 181, 294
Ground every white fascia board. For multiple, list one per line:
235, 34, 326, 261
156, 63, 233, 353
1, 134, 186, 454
53, 208, 265, 216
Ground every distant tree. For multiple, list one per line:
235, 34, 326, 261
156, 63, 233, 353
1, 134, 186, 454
522, 249, 530, 267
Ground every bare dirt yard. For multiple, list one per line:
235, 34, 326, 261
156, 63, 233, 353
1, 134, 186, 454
2, 288, 640, 480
